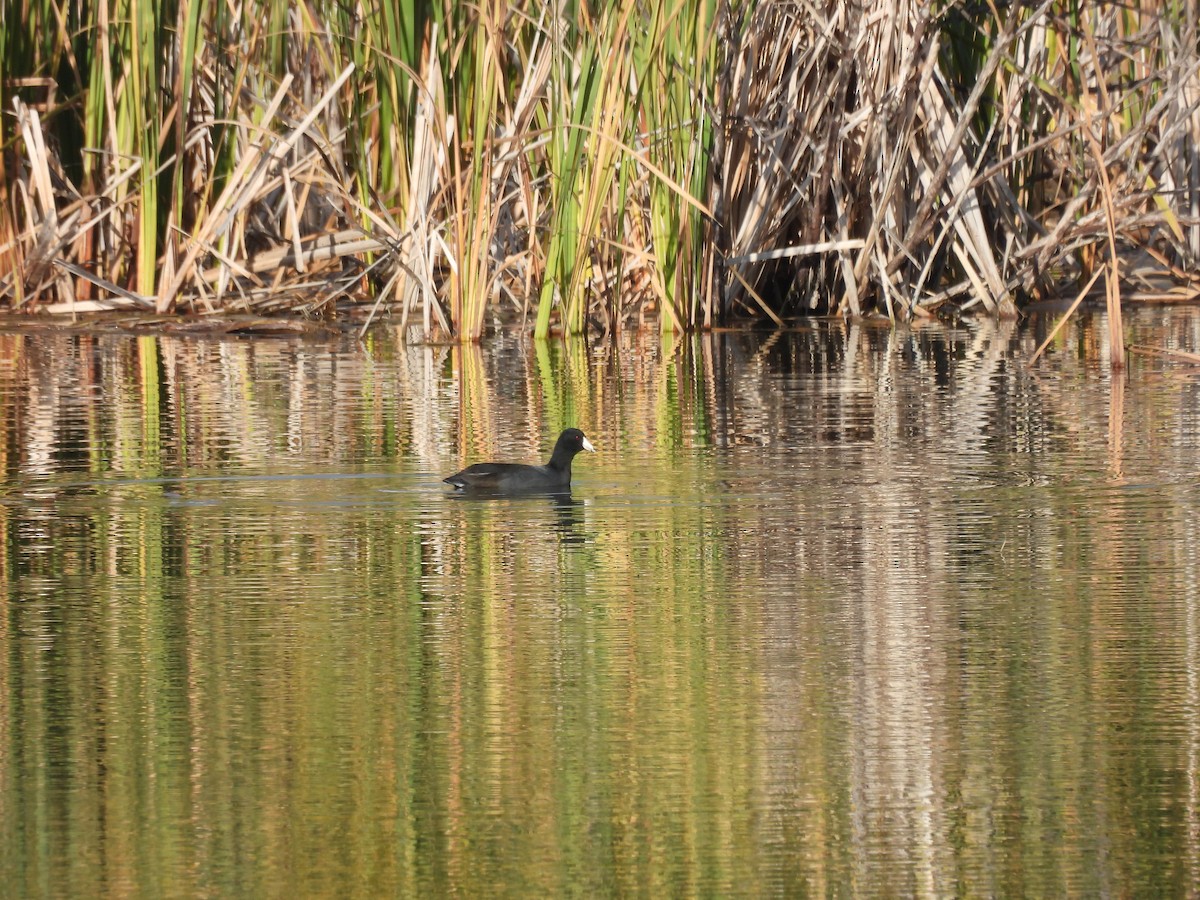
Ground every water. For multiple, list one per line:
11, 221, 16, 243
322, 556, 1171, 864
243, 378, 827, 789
2, 309, 1200, 896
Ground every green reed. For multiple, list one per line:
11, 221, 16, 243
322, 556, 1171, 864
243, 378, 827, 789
633, 0, 717, 332
535, 3, 630, 338
449, 2, 502, 341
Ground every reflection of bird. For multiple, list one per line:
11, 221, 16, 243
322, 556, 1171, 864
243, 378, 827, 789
443, 428, 595, 492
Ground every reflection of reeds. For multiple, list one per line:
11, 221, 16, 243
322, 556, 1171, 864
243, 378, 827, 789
5, 318, 1200, 892
0, 1, 1197, 340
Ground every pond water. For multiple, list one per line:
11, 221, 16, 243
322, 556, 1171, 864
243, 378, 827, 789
2, 308, 1200, 896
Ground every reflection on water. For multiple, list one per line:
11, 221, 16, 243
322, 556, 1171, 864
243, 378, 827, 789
2, 309, 1200, 894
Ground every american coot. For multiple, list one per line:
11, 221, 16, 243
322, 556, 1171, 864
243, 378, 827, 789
443, 428, 595, 492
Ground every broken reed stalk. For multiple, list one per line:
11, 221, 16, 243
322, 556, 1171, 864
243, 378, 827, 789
1028, 267, 1104, 366
1128, 345, 1200, 365
0, 0, 1197, 341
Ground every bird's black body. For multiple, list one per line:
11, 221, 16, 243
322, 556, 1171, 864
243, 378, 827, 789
443, 428, 595, 492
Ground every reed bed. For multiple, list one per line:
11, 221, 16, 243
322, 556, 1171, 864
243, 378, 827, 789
1, 0, 1197, 345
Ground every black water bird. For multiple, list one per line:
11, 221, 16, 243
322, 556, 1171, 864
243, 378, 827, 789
443, 428, 595, 492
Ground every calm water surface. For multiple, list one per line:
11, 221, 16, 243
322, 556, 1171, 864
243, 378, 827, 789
3, 310, 1200, 896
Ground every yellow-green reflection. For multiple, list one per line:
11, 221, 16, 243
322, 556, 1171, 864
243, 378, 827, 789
1, 312, 1200, 895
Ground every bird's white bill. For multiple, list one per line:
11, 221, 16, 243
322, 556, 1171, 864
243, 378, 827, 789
582, 436, 596, 452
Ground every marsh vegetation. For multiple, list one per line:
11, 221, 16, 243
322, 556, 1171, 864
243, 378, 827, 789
1, 0, 1198, 346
